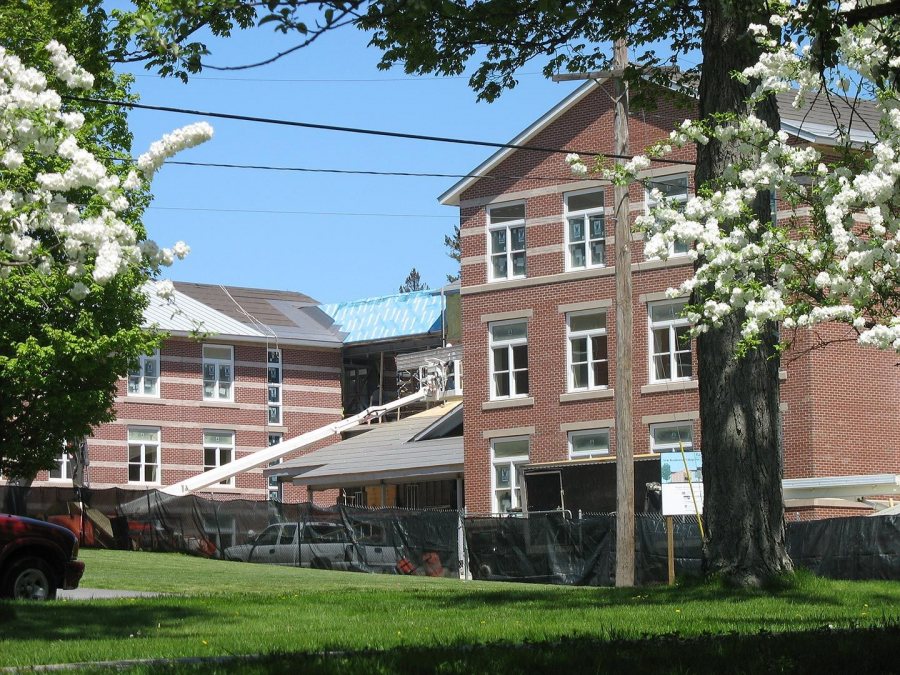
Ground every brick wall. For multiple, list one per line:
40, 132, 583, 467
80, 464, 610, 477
457, 83, 900, 515
33, 336, 343, 502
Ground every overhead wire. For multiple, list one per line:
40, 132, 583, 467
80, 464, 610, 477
64, 95, 696, 166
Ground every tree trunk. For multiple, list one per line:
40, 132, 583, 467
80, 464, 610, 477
696, 0, 793, 585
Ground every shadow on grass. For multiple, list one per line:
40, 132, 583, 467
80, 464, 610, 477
80, 624, 900, 674
0, 599, 210, 642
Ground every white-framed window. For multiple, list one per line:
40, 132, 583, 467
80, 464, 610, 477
127, 427, 161, 484
203, 430, 235, 487
489, 320, 529, 399
404, 484, 420, 509
202, 345, 233, 402
487, 202, 526, 281
491, 437, 530, 514
267, 348, 282, 425
566, 310, 609, 391
267, 433, 283, 502
649, 300, 692, 383
445, 359, 463, 396
646, 174, 691, 256
127, 350, 160, 397
568, 429, 610, 459
565, 189, 606, 269
48, 445, 72, 482
649, 422, 694, 453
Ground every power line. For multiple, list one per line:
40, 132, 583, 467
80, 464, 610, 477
147, 206, 455, 218
65, 96, 695, 166
164, 159, 601, 183
132, 72, 543, 83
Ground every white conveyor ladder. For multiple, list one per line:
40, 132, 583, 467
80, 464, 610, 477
160, 388, 427, 496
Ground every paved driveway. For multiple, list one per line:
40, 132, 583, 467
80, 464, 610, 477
58, 588, 161, 600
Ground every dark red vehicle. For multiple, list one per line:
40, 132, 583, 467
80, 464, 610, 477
0, 514, 85, 600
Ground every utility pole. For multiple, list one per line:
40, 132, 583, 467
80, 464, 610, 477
611, 38, 635, 588
554, 39, 635, 587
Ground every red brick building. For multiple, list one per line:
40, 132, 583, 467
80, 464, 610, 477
439, 80, 899, 518
33, 282, 345, 502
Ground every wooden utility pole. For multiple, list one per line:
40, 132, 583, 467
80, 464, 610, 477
612, 38, 635, 588
553, 40, 635, 587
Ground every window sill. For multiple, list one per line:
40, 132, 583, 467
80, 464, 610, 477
200, 400, 239, 408
123, 396, 165, 404
560, 389, 614, 403
640, 380, 698, 394
482, 397, 534, 411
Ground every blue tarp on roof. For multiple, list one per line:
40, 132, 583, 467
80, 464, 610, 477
321, 290, 443, 343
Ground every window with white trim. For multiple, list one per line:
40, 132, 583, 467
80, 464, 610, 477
127, 350, 160, 397
202, 345, 233, 401
267, 433, 283, 501
568, 429, 610, 459
491, 437, 530, 513
267, 348, 282, 425
565, 189, 605, 269
649, 422, 694, 453
487, 202, 526, 280
203, 430, 235, 487
649, 300, 692, 382
128, 427, 161, 484
48, 445, 72, 482
489, 320, 529, 399
445, 359, 463, 396
566, 310, 609, 391
646, 174, 691, 256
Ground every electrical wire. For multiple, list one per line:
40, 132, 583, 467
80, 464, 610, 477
65, 95, 696, 166
148, 206, 455, 218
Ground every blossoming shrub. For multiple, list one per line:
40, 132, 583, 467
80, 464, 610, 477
567, 9, 899, 352
0, 41, 212, 299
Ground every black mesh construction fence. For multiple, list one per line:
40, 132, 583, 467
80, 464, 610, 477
0, 486, 462, 578
2, 486, 898, 582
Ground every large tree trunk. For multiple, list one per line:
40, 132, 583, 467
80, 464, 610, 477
696, 0, 793, 585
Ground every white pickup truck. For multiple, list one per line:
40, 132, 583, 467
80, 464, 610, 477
223, 521, 400, 573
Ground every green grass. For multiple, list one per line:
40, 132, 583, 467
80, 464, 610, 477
1, 549, 898, 672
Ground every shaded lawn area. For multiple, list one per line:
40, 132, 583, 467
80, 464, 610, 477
0, 549, 898, 670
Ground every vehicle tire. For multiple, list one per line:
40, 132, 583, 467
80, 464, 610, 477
2, 556, 58, 601
310, 557, 332, 570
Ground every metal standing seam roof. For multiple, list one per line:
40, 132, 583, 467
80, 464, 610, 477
143, 281, 345, 347
269, 401, 463, 487
321, 290, 444, 344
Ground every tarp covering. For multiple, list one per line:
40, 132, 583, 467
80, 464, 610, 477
2, 486, 898, 583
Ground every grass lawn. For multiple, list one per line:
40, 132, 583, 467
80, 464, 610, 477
1, 549, 898, 672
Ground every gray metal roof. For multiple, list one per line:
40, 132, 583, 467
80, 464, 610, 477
166, 281, 345, 347
144, 281, 267, 338
270, 401, 463, 487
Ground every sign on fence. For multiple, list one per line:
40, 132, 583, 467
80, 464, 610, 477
660, 451, 703, 517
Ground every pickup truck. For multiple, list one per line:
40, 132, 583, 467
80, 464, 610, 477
0, 513, 85, 600
223, 521, 400, 573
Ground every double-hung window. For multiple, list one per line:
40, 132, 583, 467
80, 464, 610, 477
267, 348, 282, 425
649, 300, 692, 382
650, 422, 694, 453
487, 202, 526, 280
267, 433, 283, 501
203, 430, 235, 487
565, 189, 606, 269
128, 427, 161, 484
202, 345, 233, 401
568, 429, 610, 459
491, 437, 530, 513
567, 311, 609, 391
646, 174, 691, 256
48, 445, 72, 482
128, 350, 160, 397
489, 320, 529, 399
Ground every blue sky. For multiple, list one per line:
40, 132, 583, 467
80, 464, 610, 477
116, 21, 587, 304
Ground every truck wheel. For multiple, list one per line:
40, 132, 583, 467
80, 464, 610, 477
3, 557, 58, 600
311, 557, 332, 570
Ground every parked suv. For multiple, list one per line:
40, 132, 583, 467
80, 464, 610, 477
0, 514, 85, 600
223, 521, 400, 573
